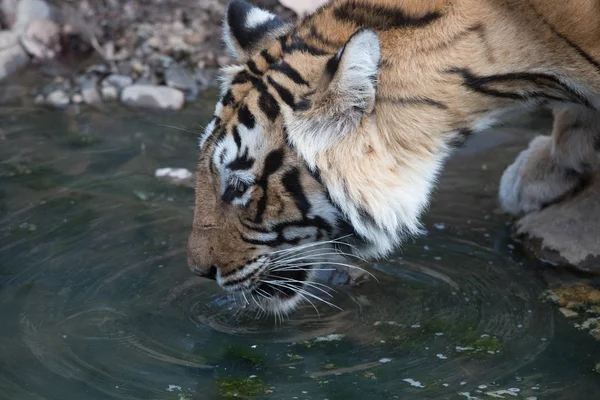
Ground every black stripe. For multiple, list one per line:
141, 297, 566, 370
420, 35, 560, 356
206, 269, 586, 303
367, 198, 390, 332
254, 149, 284, 223
270, 62, 310, 86
308, 25, 345, 48
240, 235, 281, 247
326, 52, 341, 78
377, 96, 448, 110
228, 149, 255, 170
284, 36, 330, 56
232, 70, 259, 85
333, 0, 443, 31
258, 89, 280, 122
448, 68, 590, 106
237, 105, 256, 129
222, 90, 235, 106
240, 218, 271, 233
261, 49, 277, 64
247, 59, 261, 75
267, 76, 295, 108
448, 128, 474, 147
232, 125, 242, 148
282, 168, 311, 215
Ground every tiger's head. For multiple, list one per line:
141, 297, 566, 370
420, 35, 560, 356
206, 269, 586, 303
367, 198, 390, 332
188, 0, 441, 314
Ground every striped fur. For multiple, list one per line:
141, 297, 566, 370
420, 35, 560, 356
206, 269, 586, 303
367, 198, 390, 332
188, 0, 600, 314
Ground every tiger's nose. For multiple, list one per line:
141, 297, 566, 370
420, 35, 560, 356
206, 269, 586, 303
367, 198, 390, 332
195, 265, 217, 280
187, 242, 218, 281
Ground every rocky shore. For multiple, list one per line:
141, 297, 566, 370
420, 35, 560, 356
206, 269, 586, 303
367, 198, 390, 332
0, 0, 295, 109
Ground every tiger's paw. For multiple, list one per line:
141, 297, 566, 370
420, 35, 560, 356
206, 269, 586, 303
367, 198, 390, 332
499, 135, 586, 216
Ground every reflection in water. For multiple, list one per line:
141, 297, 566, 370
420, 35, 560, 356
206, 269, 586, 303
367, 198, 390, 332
1, 99, 599, 399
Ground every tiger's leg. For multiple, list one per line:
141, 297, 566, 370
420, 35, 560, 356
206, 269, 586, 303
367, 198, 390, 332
499, 104, 600, 215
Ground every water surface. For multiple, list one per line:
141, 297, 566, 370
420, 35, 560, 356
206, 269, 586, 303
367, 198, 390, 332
1, 86, 599, 399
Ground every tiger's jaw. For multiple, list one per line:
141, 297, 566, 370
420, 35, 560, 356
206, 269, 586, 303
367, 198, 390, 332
214, 260, 316, 315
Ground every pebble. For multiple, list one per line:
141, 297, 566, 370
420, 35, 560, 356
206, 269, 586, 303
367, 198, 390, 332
71, 94, 83, 104
402, 378, 424, 388
80, 75, 101, 104
101, 84, 118, 101
46, 90, 69, 108
121, 85, 184, 110
105, 74, 133, 91
155, 168, 193, 180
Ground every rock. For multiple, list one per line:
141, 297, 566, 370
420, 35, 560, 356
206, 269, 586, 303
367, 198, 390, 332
121, 85, 184, 110
517, 173, 600, 273
79, 75, 101, 104
105, 74, 133, 91
0, 32, 29, 81
71, 93, 83, 104
134, 71, 158, 86
20, 18, 60, 60
46, 90, 69, 108
100, 83, 118, 101
12, 0, 52, 34
155, 167, 194, 187
165, 63, 198, 101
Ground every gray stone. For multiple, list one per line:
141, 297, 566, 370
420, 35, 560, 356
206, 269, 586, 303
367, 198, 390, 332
80, 75, 101, 104
105, 74, 133, 91
20, 17, 60, 59
121, 85, 184, 110
46, 90, 69, 108
0, 32, 29, 81
100, 84, 118, 101
12, 0, 52, 34
517, 173, 600, 274
165, 63, 198, 101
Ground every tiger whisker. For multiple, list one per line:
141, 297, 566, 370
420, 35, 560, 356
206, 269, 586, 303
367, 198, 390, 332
269, 235, 354, 256
267, 275, 335, 298
271, 260, 378, 282
263, 280, 343, 311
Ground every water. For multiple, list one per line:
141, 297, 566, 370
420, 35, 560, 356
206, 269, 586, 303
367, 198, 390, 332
1, 84, 599, 399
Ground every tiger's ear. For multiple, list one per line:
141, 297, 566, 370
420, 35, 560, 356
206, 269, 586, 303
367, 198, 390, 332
323, 29, 381, 119
223, 0, 292, 61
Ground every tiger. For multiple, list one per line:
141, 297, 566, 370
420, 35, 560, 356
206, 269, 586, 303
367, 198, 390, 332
187, 0, 600, 315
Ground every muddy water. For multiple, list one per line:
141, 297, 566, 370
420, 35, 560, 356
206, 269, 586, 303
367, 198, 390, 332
1, 87, 599, 400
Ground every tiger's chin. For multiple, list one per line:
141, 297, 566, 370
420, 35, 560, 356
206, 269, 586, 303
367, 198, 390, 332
232, 268, 320, 316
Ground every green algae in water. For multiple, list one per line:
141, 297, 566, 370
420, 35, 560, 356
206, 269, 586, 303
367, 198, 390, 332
221, 345, 266, 367
216, 376, 268, 399
287, 353, 303, 362
456, 335, 503, 358
0, 162, 64, 190
594, 363, 600, 374
65, 134, 101, 148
